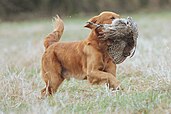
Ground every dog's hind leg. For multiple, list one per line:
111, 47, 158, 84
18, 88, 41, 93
41, 65, 64, 97
41, 53, 64, 97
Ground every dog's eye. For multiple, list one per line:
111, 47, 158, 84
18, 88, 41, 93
111, 17, 115, 19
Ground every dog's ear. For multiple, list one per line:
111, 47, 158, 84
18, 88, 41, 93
84, 16, 98, 29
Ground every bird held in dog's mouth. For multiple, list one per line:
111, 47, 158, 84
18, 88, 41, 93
87, 17, 138, 64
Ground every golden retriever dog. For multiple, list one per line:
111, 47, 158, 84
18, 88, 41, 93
41, 11, 121, 96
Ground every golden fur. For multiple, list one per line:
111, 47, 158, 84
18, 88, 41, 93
41, 11, 121, 96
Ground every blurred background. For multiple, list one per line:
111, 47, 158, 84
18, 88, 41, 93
0, 0, 171, 21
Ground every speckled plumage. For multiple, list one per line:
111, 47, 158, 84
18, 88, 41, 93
96, 17, 138, 64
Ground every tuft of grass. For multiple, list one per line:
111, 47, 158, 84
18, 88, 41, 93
0, 12, 171, 113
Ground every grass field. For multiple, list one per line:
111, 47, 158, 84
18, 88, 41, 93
0, 12, 171, 114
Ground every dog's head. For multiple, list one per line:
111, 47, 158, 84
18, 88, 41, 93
84, 11, 120, 29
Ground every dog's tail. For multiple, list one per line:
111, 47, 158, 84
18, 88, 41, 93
44, 15, 64, 49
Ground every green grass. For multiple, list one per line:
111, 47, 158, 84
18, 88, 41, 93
0, 12, 171, 114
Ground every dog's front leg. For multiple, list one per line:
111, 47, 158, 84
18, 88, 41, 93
85, 45, 120, 89
87, 70, 120, 90
104, 60, 117, 77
